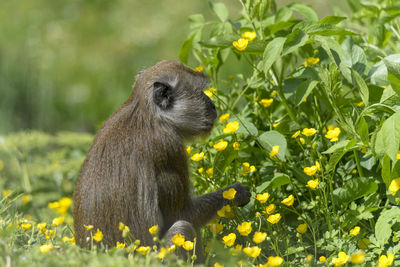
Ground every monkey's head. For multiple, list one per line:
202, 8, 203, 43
133, 60, 217, 138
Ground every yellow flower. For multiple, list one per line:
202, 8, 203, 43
198, 168, 204, 173
241, 162, 256, 175
389, 178, 400, 196
214, 140, 228, 151
303, 57, 320, 67
171, 234, 185, 246
302, 128, 317, 137
37, 222, 47, 234
270, 90, 278, 97
263, 204, 276, 215
223, 188, 237, 200
292, 130, 300, 138
219, 113, 230, 123
299, 137, 305, 144
332, 251, 349, 266
149, 225, 158, 235
241, 31, 256, 41
252, 232, 267, 244
193, 65, 204, 72
281, 195, 294, 206
183, 241, 194, 251
40, 243, 53, 253
357, 238, 370, 250
243, 246, 261, 258
378, 253, 394, 267
315, 161, 321, 171
306, 179, 319, 189
191, 152, 205, 162
319, 256, 326, 262
356, 101, 364, 107
306, 254, 313, 262
259, 98, 274, 108
266, 256, 284, 266
167, 245, 176, 253
267, 213, 281, 224
223, 121, 239, 134
214, 263, 224, 267
186, 146, 192, 154
296, 223, 307, 234
21, 223, 32, 230
270, 145, 279, 158
206, 168, 213, 178
325, 127, 341, 142
136, 246, 150, 255
204, 89, 213, 98
304, 166, 318, 176
21, 194, 31, 204
48, 197, 72, 215
351, 251, 365, 264
256, 192, 270, 204
2, 190, 12, 198
209, 222, 223, 234
273, 122, 280, 128
233, 142, 240, 150
45, 229, 55, 239
157, 248, 167, 259
62, 236, 75, 245
93, 229, 103, 242
397, 151, 400, 159
222, 233, 236, 247
237, 221, 252, 236
217, 205, 234, 218
349, 226, 360, 236
52, 217, 64, 227
232, 38, 248, 51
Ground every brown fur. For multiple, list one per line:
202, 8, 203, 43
73, 60, 250, 252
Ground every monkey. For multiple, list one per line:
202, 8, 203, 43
73, 60, 250, 260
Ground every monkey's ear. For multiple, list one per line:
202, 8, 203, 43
153, 82, 173, 109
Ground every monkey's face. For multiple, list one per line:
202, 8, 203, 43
140, 61, 217, 138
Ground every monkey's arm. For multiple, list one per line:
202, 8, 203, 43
181, 183, 250, 228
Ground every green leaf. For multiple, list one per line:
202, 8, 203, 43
258, 130, 287, 162
381, 155, 392, 188
275, 7, 292, 22
236, 118, 258, 136
369, 61, 388, 86
282, 29, 309, 56
333, 177, 378, 205
214, 148, 238, 177
288, 3, 318, 22
256, 173, 291, 192
294, 79, 318, 106
383, 54, 400, 96
317, 16, 347, 25
188, 14, 205, 29
357, 117, 369, 145
322, 140, 350, 154
351, 69, 369, 106
209, 2, 229, 22
179, 34, 195, 64
327, 140, 357, 172
374, 110, 400, 161
375, 207, 400, 247
306, 24, 356, 36
262, 37, 286, 74
265, 21, 296, 35
199, 35, 237, 48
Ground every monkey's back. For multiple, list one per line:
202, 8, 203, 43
73, 103, 189, 247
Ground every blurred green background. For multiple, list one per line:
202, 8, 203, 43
0, 0, 346, 134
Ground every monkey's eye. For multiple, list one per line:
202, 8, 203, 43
153, 82, 173, 109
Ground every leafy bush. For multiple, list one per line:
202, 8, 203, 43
2, 0, 400, 266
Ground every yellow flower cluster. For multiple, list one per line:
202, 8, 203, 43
259, 98, 273, 108
241, 162, 256, 175
325, 126, 341, 142
303, 57, 320, 67
232, 31, 257, 51
48, 197, 72, 215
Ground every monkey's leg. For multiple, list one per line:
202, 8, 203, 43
165, 220, 204, 263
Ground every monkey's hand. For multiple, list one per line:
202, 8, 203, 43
223, 183, 251, 207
